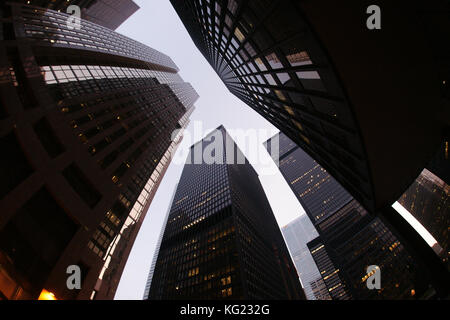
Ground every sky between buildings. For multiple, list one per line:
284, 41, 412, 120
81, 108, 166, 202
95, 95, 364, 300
113, 0, 307, 300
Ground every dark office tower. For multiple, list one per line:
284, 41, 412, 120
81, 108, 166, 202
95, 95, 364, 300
398, 169, 450, 262
281, 215, 331, 300
143, 184, 179, 300
309, 277, 332, 301
94, 107, 195, 300
8, 0, 139, 30
148, 126, 304, 300
265, 133, 434, 299
170, 0, 448, 216
0, 3, 198, 300
307, 237, 350, 300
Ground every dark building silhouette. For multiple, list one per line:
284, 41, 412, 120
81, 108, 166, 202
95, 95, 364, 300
266, 133, 436, 299
148, 126, 304, 300
0, 3, 197, 300
169, 0, 448, 214
143, 183, 179, 300
307, 237, 350, 300
8, 0, 139, 30
398, 169, 449, 263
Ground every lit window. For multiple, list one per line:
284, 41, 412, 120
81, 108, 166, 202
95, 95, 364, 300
284, 105, 295, 116
38, 289, 57, 300
286, 50, 312, 66
292, 119, 304, 131
234, 27, 245, 42
274, 90, 287, 101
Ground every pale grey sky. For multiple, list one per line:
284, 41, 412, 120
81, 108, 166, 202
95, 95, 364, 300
114, 0, 306, 300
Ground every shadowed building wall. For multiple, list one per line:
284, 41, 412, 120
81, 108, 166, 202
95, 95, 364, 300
0, 3, 197, 300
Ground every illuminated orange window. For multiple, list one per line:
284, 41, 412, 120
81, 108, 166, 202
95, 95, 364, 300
38, 289, 57, 300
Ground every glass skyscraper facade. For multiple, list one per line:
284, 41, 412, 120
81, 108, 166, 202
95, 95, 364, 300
281, 215, 331, 300
398, 169, 449, 264
169, 0, 447, 217
8, 0, 139, 30
307, 237, 350, 300
266, 133, 435, 299
143, 184, 179, 300
0, 3, 197, 300
148, 126, 304, 300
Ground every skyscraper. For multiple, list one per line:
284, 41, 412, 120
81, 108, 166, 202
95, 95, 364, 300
265, 133, 435, 299
94, 107, 194, 300
147, 126, 304, 300
143, 184, 179, 300
281, 215, 331, 300
77, 0, 140, 30
171, 0, 450, 299
307, 237, 351, 300
398, 169, 449, 263
0, 3, 198, 300
309, 277, 332, 301
8, 0, 139, 30
169, 0, 447, 216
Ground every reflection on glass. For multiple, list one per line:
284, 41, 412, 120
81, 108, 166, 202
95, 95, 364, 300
225, 15, 232, 28
277, 72, 291, 85
244, 42, 256, 57
264, 74, 276, 85
296, 71, 320, 79
254, 57, 267, 71
287, 50, 312, 66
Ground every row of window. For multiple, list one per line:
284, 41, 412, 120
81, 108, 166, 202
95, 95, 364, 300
20, 4, 176, 69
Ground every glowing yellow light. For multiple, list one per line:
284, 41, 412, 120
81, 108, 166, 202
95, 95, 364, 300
38, 289, 57, 300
